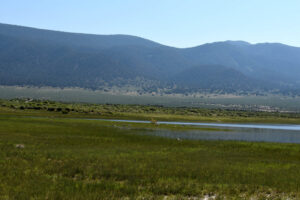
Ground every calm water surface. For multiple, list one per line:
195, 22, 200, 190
101, 119, 300, 144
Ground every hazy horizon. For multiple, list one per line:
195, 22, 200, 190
1, 0, 300, 48
1, 22, 299, 49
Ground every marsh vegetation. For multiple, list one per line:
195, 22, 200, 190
1, 99, 300, 199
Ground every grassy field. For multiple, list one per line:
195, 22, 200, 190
1, 99, 300, 199
2, 98, 300, 124
1, 113, 300, 199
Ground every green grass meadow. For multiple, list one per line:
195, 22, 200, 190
1, 108, 300, 199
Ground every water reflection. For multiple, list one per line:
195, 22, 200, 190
143, 127, 300, 143
103, 119, 300, 143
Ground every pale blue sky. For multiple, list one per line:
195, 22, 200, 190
1, 0, 300, 47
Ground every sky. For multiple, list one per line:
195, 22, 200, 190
1, 0, 300, 48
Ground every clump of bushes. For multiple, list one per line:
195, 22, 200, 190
47, 107, 55, 111
62, 108, 70, 114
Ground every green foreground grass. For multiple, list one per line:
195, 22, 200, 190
1, 111, 300, 199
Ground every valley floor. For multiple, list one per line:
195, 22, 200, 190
1, 100, 300, 199
2, 86, 300, 112
2, 98, 300, 124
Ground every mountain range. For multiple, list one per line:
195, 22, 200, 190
1, 23, 300, 95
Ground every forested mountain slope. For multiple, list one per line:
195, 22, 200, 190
1, 23, 300, 94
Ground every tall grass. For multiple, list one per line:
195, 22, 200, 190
0, 114, 300, 199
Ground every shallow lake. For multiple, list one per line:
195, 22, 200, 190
100, 119, 300, 144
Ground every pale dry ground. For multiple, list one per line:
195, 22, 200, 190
1, 86, 300, 111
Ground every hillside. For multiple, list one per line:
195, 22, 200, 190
1, 23, 300, 95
